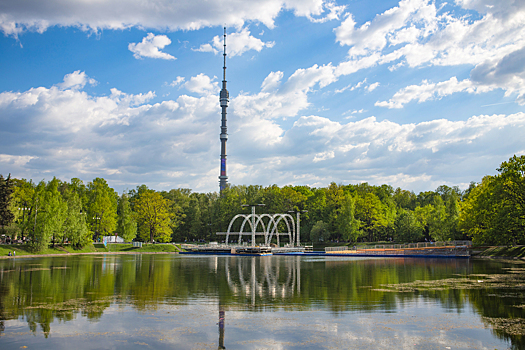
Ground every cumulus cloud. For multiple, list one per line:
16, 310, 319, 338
334, 0, 437, 57
332, 0, 525, 105
195, 28, 275, 57
376, 77, 494, 108
183, 74, 218, 95
58, 70, 97, 90
0, 71, 218, 191
307, 1, 346, 23
0, 0, 333, 36
1, 70, 524, 193
261, 71, 284, 92
234, 64, 336, 120
470, 47, 525, 105
229, 109, 525, 191
128, 33, 175, 60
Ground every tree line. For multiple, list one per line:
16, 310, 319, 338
0, 155, 523, 251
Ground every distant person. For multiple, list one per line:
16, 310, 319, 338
8, 252, 11, 256
13, 251, 15, 256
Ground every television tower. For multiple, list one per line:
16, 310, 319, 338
219, 27, 229, 193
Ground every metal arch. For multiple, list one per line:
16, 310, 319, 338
266, 215, 282, 246
267, 214, 295, 246
238, 214, 256, 244
224, 212, 297, 246
254, 214, 278, 245
226, 214, 249, 244
280, 214, 295, 245
253, 214, 273, 243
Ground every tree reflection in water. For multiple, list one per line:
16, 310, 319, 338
0, 255, 522, 349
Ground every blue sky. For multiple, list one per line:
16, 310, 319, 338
1, 0, 524, 194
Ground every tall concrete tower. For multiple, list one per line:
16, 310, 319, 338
219, 27, 229, 193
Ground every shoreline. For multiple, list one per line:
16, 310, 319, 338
2, 245, 524, 260
0, 251, 179, 259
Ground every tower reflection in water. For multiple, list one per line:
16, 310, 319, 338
216, 256, 302, 349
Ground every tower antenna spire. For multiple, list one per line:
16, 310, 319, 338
219, 26, 229, 194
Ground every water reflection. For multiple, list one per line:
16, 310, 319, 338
0, 255, 523, 349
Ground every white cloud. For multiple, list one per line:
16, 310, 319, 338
331, 0, 525, 105
0, 154, 37, 166
0, 0, 332, 36
128, 33, 175, 60
234, 64, 336, 120
367, 82, 380, 92
470, 47, 525, 105
1, 70, 524, 193
169, 77, 185, 87
228, 108, 525, 191
0, 71, 219, 191
307, 1, 346, 23
261, 71, 284, 92
197, 28, 275, 57
335, 78, 367, 94
58, 70, 97, 90
193, 43, 215, 54
183, 74, 218, 95
334, 0, 437, 57
375, 77, 494, 108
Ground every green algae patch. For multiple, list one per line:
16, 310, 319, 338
23, 296, 117, 314
374, 273, 525, 293
482, 317, 525, 336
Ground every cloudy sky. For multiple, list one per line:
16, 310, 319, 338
1, 0, 524, 194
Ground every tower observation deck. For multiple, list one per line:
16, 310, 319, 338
219, 27, 229, 194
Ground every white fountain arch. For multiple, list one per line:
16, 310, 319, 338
225, 213, 296, 246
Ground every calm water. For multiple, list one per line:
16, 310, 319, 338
0, 254, 523, 349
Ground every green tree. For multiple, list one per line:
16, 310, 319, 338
414, 204, 433, 240
0, 174, 15, 233
87, 178, 118, 241
336, 193, 360, 242
26, 179, 67, 251
458, 176, 500, 244
459, 155, 525, 245
134, 191, 173, 243
324, 182, 345, 240
11, 178, 35, 240
497, 155, 525, 235
394, 210, 423, 242
162, 188, 191, 241
355, 192, 389, 242
63, 189, 91, 249
393, 188, 417, 210
428, 196, 446, 241
117, 193, 137, 242
42, 178, 68, 246
310, 220, 329, 242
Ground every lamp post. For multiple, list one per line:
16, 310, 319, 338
241, 204, 265, 247
288, 210, 308, 247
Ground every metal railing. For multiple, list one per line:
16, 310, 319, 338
325, 241, 472, 256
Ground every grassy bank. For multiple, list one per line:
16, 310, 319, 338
471, 245, 525, 259
0, 242, 182, 257
0, 244, 100, 257
104, 243, 181, 253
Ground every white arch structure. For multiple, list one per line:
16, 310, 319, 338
225, 213, 296, 247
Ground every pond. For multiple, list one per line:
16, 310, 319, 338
0, 254, 523, 349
